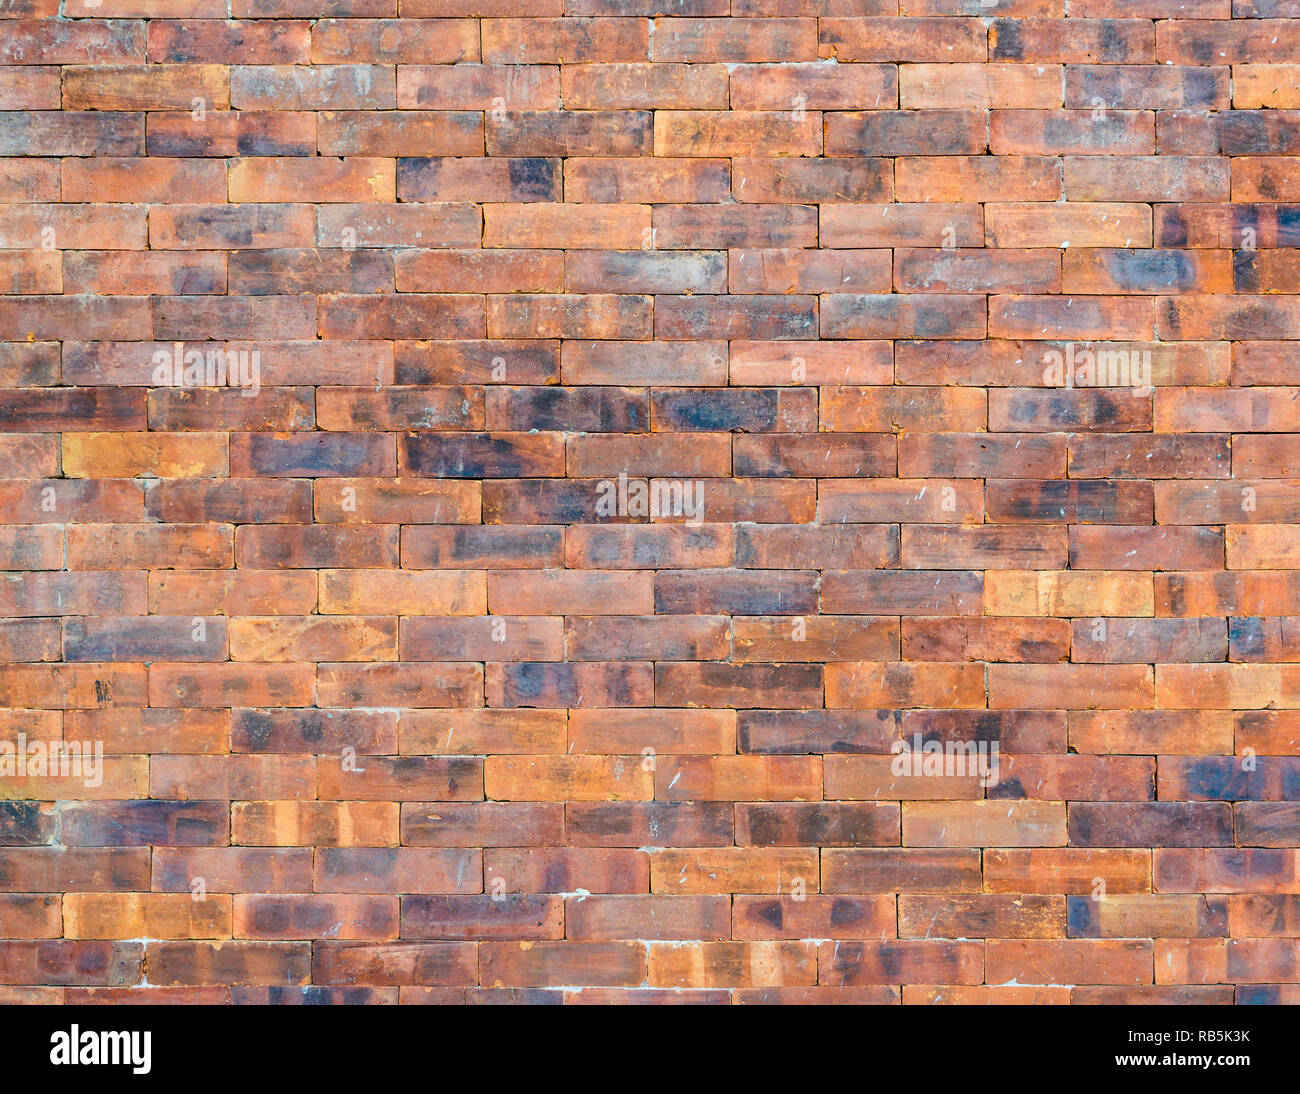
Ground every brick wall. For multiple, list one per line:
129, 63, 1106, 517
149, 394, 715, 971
1, 0, 1299, 1004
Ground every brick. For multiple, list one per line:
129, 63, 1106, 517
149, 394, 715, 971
566, 802, 732, 847
149, 663, 314, 709
562, 63, 726, 109
230, 65, 394, 110
649, 940, 816, 989
732, 62, 894, 110
148, 571, 317, 616
150, 204, 315, 250
986, 939, 1152, 986
1070, 525, 1224, 570
1156, 850, 1300, 893
0, 160, 57, 204
481, 942, 645, 988
319, 111, 482, 157
315, 662, 480, 709
62, 157, 226, 205
154, 295, 317, 341
150, 754, 314, 800
989, 664, 1154, 709
486, 754, 652, 801
903, 63, 1062, 109
0, 895, 61, 939
657, 206, 817, 251
821, 203, 984, 248
233, 802, 396, 847
822, 940, 983, 986
990, 754, 1154, 801
566, 616, 727, 661
1234, 65, 1300, 108
653, 387, 816, 430
897, 157, 1060, 203
402, 895, 562, 940
1066, 65, 1229, 110
899, 895, 1066, 938
821, 296, 986, 340
651, 849, 818, 895
67, 894, 231, 940
986, 202, 1153, 247
656, 570, 817, 615
150, 19, 309, 64
1071, 710, 1233, 755
402, 802, 562, 847
654, 112, 821, 158
312, 942, 474, 986
985, 850, 1152, 894
1066, 156, 1230, 201
485, 848, 647, 893
0, 296, 150, 341
0, 111, 141, 157
827, 662, 986, 710
147, 110, 316, 157
488, 294, 648, 340
398, 158, 560, 203
896, 248, 1061, 294
67, 709, 227, 759
0, 21, 144, 67
731, 158, 890, 203
0, 942, 142, 987
313, 19, 476, 64
820, 18, 987, 62
565, 525, 732, 569
826, 110, 987, 157
568, 896, 728, 941
821, 570, 985, 615
65, 616, 227, 662
237, 525, 397, 568
233, 708, 393, 754
396, 250, 560, 295
819, 478, 985, 523
823, 849, 981, 893
826, 755, 984, 801
313, 848, 481, 895
1154, 566, 1300, 618
1072, 803, 1235, 850
990, 296, 1155, 342
903, 617, 1067, 663
491, 110, 650, 156
656, 757, 821, 802
63, 64, 229, 110
563, 160, 727, 207
652, 17, 814, 62
1069, 433, 1230, 479
65, 252, 226, 296
485, 18, 647, 63
734, 895, 893, 940
903, 525, 1068, 569
317, 755, 480, 800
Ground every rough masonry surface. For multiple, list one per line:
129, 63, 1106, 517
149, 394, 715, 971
0, 0, 1299, 1004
